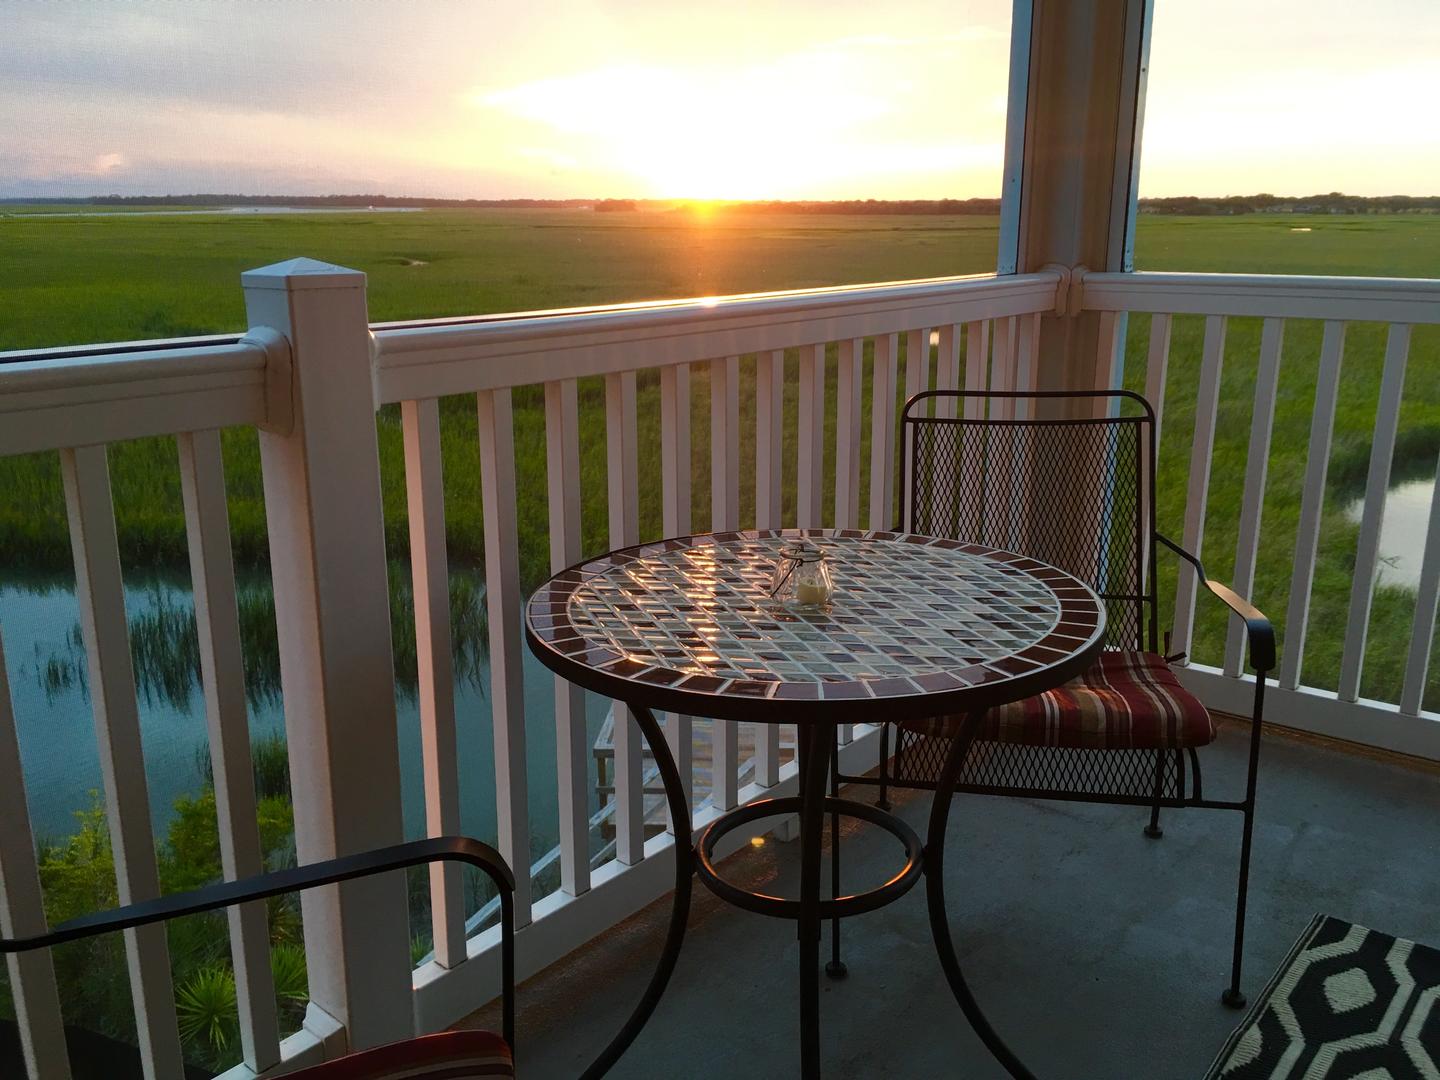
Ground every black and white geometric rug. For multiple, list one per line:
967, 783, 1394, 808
1206, 914, 1440, 1079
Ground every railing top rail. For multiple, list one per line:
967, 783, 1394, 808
1080, 270, 1440, 323
0, 332, 248, 366
0, 334, 281, 457
370, 271, 1064, 403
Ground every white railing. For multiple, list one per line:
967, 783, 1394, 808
0, 260, 1060, 1078
4, 261, 1437, 1076
1081, 270, 1440, 761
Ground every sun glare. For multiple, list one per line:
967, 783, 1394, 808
475, 57, 901, 199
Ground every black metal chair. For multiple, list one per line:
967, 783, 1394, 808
833, 389, 1274, 1008
0, 836, 516, 1078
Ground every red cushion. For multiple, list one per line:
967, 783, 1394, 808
902, 650, 1216, 750
287, 1030, 513, 1079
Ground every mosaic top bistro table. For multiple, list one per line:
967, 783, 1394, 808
524, 529, 1106, 1079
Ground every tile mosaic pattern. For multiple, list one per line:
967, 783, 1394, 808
528, 531, 1104, 706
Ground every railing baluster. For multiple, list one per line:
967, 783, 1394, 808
544, 380, 592, 892
964, 320, 990, 420
1139, 312, 1173, 589
709, 357, 740, 809
61, 444, 185, 1078
0, 629, 72, 1080
991, 317, 1017, 419
710, 357, 740, 530
1171, 315, 1227, 663
835, 338, 863, 529
1014, 313, 1041, 416
1223, 318, 1284, 677
398, 401, 469, 964
904, 327, 930, 413
661, 364, 693, 537
476, 389, 533, 917
756, 350, 784, 530
869, 333, 898, 530
178, 429, 283, 1068
604, 373, 646, 860
1144, 313, 1172, 434
753, 352, 783, 787
797, 344, 826, 529
659, 365, 694, 830
1279, 321, 1346, 690
1400, 458, 1440, 716
936, 325, 961, 419
1339, 324, 1413, 701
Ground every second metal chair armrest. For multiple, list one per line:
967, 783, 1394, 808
1156, 533, 1276, 675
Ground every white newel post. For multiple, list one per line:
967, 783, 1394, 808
242, 259, 414, 1052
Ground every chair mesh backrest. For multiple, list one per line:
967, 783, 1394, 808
903, 392, 1157, 653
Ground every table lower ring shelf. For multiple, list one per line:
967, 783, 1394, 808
694, 795, 924, 920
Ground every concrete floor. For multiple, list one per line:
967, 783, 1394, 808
463, 720, 1440, 1079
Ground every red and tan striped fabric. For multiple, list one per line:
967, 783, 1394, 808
902, 650, 1216, 750
288, 1030, 514, 1079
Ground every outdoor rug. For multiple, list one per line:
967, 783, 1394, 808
1206, 914, 1440, 1078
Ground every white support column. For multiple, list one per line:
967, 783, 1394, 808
0, 629, 72, 1080
61, 445, 185, 1079
796, 344, 826, 529
545, 380, 591, 893
243, 259, 412, 1050
178, 429, 283, 1069
399, 400, 468, 965
1016, 0, 1153, 393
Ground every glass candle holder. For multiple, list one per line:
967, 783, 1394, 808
768, 541, 834, 610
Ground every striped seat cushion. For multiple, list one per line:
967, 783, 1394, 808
901, 650, 1216, 750
288, 1030, 513, 1079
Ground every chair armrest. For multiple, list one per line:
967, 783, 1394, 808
0, 835, 518, 1048
1156, 533, 1276, 675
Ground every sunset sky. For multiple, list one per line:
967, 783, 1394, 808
2, 0, 1436, 201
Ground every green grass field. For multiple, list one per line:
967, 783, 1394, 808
2, 207, 1438, 708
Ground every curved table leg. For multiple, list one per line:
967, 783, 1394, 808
924, 712, 1039, 1080
580, 703, 694, 1080
798, 721, 836, 1080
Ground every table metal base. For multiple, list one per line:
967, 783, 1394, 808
694, 794, 923, 920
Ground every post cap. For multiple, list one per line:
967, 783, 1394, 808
242, 257, 366, 292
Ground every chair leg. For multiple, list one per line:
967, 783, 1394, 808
827, 726, 847, 979
1224, 679, 1267, 1009
876, 722, 892, 811
1144, 749, 1164, 839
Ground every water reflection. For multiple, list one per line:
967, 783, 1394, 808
1345, 475, 1437, 590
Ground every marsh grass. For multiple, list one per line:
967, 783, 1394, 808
4, 209, 1440, 711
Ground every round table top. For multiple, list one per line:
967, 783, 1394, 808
525, 530, 1106, 724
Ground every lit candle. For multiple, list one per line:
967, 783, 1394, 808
796, 581, 830, 605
